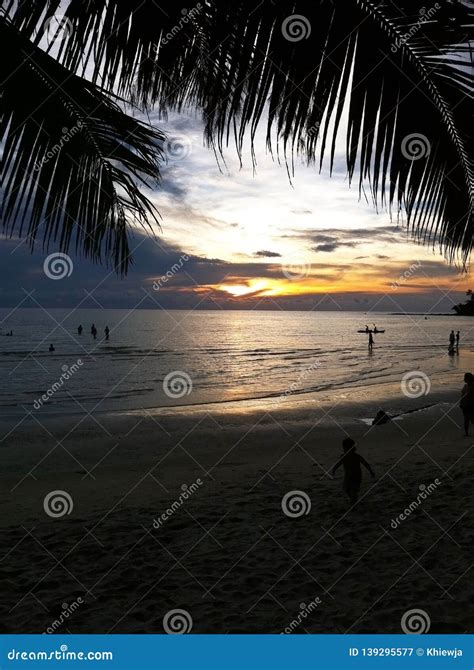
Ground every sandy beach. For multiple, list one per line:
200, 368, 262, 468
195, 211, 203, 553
1, 381, 472, 635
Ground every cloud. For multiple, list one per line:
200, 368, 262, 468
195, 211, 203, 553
313, 242, 357, 253
287, 225, 409, 249
253, 250, 282, 258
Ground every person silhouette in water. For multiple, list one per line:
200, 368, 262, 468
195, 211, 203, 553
368, 331, 374, 351
104, 325, 110, 340
332, 438, 375, 505
49, 344, 55, 352
456, 331, 460, 350
460, 372, 474, 436
78, 325, 83, 335
449, 330, 455, 353
91, 324, 97, 339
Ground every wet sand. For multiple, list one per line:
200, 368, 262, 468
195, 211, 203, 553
0, 385, 472, 634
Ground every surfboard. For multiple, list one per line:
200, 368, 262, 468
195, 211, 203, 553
357, 329, 385, 333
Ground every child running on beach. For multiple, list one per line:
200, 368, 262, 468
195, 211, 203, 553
331, 438, 375, 504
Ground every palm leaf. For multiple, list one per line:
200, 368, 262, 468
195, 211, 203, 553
4, 0, 474, 262
0, 15, 164, 273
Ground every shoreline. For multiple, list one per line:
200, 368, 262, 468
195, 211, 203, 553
0, 369, 466, 427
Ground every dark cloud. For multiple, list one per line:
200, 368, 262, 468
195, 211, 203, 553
313, 242, 357, 253
285, 225, 410, 249
253, 250, 282, 258
0, 223, 461, 312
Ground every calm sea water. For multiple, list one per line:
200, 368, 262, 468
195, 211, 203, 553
0, 309, 471, 416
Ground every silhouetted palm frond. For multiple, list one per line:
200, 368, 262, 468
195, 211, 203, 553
3, 0, 474, 264
0, 15, 164, 273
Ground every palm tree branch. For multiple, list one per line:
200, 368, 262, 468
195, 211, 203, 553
4, 0, 474, 260
0, 15, 165, 273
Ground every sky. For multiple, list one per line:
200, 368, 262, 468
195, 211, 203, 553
1, 3, 472, 316
1, 8, 471, 316
1, 107, 469, 314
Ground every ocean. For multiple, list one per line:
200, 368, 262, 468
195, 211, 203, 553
0, 309, 471, 416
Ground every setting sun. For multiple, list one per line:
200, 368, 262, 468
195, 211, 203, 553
218, 280, 272, 297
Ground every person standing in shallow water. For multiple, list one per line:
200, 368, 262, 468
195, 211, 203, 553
368, 331, 374, 351
460, 372, 474, 436
456, 331, 460, 350
449, 330, 455, 352
104, 326, 110, 340
91, 324, 97, 339
78, 324, 83, 335
332, 438, 375, 505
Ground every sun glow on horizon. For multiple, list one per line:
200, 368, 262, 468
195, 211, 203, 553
218, 280, 272, 297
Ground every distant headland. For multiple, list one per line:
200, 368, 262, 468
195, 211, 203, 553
452, 291, 474, 316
